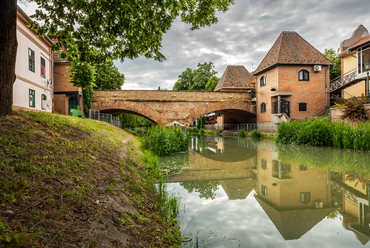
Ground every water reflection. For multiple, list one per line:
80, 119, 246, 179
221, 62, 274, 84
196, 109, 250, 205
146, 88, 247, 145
161, 137, 370, 247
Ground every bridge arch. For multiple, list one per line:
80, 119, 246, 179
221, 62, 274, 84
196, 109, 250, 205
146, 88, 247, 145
92, 90, 256, 126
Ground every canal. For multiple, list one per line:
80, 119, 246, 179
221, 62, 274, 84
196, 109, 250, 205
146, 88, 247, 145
160, 136, 370, 248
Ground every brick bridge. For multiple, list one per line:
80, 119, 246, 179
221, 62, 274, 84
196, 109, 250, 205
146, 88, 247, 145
92, 90, 256, 126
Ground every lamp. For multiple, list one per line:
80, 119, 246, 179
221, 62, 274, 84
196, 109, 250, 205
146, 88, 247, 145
365, 60, 370, 99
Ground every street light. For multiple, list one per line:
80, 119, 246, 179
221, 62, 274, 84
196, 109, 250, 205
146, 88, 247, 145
365, 60, 370, 99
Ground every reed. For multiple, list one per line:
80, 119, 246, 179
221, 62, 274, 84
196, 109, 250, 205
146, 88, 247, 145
276, 118, 370, 151
141, 125, 189, 156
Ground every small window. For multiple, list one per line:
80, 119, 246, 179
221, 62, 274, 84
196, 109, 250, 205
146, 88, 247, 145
261, 159, 267, 170
260, 102, 266, 113
41, 94, 47, 110
261, 185, 267, 196
299, 102, 307, 111
299, 165, 307, 171
29, 48, 35, 72
300, 192, 311, 204
260, 76, 266, 87
299, 70, 309, 81
29, 89, 35, 108
40, 57, 46, 78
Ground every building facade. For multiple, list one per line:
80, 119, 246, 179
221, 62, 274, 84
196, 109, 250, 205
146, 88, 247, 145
339, 25, 370, 99
14, 7, 53, 112
253, 31, 333, 124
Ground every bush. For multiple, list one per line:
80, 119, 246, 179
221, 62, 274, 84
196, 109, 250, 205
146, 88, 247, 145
141, 125, 189, 156
238, 129, 247, 138
251, 129, 264, 139
342, 96, 370, 121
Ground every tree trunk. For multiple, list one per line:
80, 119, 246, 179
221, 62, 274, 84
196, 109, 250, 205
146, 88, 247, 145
0, 0, 18, 116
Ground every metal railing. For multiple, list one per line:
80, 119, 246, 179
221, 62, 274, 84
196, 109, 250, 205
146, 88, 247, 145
89, 109, 123, 128
208, 123, 278, 133
330, 68, 358, 92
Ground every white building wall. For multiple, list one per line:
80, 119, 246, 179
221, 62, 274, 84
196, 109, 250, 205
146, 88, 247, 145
13, 11, 53, 112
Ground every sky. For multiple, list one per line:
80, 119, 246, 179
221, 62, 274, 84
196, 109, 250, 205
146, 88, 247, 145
19, 0, 370, 90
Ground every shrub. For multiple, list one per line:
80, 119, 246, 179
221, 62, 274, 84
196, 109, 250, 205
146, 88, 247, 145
141, 125, 189, 156
251, 129, 264, 139
342, 96, 370, 121
238, 129, 247, 138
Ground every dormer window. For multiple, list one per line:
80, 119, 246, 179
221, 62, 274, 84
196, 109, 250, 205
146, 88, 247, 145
260, 76, 266, 87
299, 70, 309, 81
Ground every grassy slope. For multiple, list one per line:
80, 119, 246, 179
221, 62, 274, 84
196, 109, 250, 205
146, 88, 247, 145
0, 110, 179, 247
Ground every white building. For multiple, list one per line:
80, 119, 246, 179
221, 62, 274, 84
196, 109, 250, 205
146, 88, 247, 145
13, 7, 54, 112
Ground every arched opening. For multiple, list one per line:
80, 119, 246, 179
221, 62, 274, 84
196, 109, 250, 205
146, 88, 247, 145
96, 109, 156, 129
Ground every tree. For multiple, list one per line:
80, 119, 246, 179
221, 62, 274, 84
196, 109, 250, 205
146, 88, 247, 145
323, 48, 341, 81
205, 75, 220, 91
173, 62, 217, 91
0, 0, 234, 116
94, 62, 125, 90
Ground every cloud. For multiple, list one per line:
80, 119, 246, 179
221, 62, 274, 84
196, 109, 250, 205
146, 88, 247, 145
18, 0, 370, 90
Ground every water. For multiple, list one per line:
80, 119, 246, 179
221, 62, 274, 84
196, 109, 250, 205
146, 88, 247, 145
160, 136, 370, 248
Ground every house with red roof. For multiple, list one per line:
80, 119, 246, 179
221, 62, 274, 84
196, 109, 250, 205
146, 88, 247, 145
253, 31, 333, 124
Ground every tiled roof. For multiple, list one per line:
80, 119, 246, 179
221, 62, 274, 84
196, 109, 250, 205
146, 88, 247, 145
348, 35, 370, 51
214, 65, 254, 91
254, 32, 334, 75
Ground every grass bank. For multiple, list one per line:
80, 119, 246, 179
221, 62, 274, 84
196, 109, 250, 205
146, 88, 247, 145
0, 110, 180, 247
275, 118, 370, 151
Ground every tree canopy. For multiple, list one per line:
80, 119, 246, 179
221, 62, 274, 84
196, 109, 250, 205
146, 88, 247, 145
323, 48, 341, 81
0, 0, 234, 116
173, 62, 218, 91
94, 62, 125, 90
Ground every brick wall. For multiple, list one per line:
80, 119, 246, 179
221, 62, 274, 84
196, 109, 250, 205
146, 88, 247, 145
331, 104, 370, 122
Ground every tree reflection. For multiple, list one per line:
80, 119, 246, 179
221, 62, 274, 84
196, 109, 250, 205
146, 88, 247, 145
181, 181, 219, 199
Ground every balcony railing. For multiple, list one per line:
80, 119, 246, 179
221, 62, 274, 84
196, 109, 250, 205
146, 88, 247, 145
330, 68, 359, 93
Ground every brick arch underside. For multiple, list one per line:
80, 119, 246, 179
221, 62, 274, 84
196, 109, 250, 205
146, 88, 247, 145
92, 101, 255, 126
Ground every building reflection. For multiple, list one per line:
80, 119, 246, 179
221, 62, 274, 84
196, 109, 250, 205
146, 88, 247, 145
332, 172, 370, 244
254, 147, 333, 240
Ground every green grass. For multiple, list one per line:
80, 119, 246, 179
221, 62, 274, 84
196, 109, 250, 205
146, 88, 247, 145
141, 125, 189, 156
275, 117, 370, 151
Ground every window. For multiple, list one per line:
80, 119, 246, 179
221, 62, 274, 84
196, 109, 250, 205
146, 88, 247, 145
273, 160, 291, 174
40, 57, 46, 78
28, 48, 35, 72
299, 165, 308, 171
299, 102, 307, 111
300, 192, 311, 204
41, 94, 46, 110
299, 70, 309, 81
261, 159, 267, 170
260, 102, 266, 113
29, 89, 35, 108
261, 185, 267, 196
358, 44, 370, 74
260, 76, 266, 87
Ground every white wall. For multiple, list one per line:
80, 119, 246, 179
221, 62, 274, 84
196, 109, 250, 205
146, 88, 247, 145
13, 12, 53, 112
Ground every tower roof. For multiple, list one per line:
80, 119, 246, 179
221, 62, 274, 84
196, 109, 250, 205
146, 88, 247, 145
214, 65, 254, 91
254, 31, 333, 75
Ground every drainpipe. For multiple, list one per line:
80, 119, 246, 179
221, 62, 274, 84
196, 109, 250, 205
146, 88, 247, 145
325, 65, 330, 108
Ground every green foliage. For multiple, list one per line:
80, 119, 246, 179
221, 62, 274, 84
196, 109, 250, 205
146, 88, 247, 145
141, 126, 190, 156
181, 181, 219, 199
94, 62, 125, 90
238, 129, 247, 138
173, 62, 217, 91
118, 113, 154, 128
251, 129, 264, 139
342, 96, 370, 121
323, 48, 341, 80
275, 118, 370, 151
197, 116, 206, 129
30, 1, 234, 63
205, 75, 220, 91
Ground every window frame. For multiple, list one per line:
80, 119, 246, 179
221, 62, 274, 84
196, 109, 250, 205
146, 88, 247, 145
40, 57, 46, 78
41, 94, 46, 110
298, 69, 309, 81
261, 159, 267, 170
300, 192, 311, 204
299, 102, 307, 111
261, 185, 267, 196
29, 89, 35, 108
260, 102, 266, 113
260, 76, 266, 87
28, 48, 35, 72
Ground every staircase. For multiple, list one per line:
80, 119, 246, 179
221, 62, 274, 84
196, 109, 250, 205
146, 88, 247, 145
329, 68, 361, 93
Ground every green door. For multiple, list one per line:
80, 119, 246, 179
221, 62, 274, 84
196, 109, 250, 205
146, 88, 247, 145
68, 97, 76, 114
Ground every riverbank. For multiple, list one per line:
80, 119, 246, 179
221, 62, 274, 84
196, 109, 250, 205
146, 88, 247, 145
0, 110, 180, 247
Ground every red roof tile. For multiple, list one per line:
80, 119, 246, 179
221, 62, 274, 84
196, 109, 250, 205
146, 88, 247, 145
214, 65, 254, 91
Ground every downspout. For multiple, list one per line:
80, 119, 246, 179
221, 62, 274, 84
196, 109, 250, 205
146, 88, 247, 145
325, 65, 330, 108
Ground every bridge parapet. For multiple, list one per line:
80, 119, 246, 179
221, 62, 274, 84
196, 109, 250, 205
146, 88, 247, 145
93, 90, 252, 102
